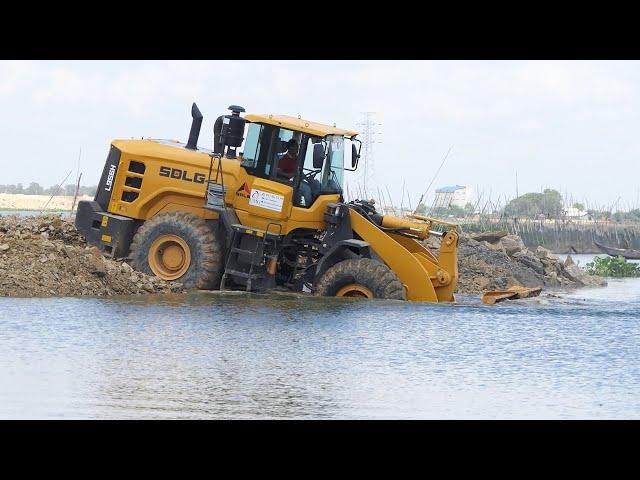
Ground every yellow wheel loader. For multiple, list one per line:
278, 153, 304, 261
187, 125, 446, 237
75, 103, 459, 302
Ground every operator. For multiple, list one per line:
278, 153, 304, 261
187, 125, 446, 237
276, 138, 299, 179
276, 138, 314, 207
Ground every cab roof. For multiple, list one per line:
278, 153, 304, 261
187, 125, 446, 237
244, 114, 358, 138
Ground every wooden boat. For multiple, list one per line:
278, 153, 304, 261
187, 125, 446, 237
594, 241, 640, 260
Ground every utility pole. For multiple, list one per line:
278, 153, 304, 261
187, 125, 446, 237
355, 112, 382, 198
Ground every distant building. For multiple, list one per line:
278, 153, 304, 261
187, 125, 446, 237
564, 207, 589, 219
433, 185, 471, 209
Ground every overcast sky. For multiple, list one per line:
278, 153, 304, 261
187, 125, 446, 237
1, 60, 639, 210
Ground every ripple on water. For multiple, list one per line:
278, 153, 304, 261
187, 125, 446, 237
0, 283, 638, 419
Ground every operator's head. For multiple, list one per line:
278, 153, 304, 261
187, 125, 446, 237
286, 138, 298, 155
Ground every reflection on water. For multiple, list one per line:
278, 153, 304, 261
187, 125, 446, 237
1, 285, 639, 419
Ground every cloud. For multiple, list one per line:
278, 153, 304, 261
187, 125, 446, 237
1, 60, 639, 208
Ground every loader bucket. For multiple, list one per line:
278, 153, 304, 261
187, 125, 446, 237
348, 209, 459, 302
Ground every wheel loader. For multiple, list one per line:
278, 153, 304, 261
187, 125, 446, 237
75, 103, 459, 302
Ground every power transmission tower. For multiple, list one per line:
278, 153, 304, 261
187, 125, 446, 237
355, 112, 382, 199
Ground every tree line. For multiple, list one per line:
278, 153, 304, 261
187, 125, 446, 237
0, 183, 97, 196
411, 188, 640, 223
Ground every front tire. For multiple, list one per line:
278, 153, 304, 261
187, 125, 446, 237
129, 212, 222, 289
314, 258, 406, 300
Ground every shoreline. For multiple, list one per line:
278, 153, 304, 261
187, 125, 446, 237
0, 193, 92, 212
0, 208, 71, 212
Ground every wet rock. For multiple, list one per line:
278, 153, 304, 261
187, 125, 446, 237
564, 264, 608, 287
545, 271, 561, 287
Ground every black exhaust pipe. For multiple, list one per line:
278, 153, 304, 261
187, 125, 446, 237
186, 102, 203, 150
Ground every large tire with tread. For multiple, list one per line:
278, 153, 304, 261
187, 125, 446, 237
314, 258, 406, 300
130, 212, 222, 289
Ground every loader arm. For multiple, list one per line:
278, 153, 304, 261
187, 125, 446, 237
348, 209, 459, 302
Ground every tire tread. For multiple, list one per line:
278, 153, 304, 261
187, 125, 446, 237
314, 258, 406, 300
129, 212, 222, 289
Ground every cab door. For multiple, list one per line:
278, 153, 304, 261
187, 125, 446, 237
232, 122, 295, 227
233, 173, 293, 222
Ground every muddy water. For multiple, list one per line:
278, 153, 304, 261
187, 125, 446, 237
1, 276, 639, 419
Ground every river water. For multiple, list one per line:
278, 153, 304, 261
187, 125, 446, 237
1, 263, 639, 419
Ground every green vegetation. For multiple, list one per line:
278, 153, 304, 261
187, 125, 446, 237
0, 183, 97, 196
431, 204, 467, 218
572, 202, 585, 211
612, 209, 640, 223
428, 203, 473, 218
414, 203, 427, 215
585, 256, 640, 277
504, 189, 563, 218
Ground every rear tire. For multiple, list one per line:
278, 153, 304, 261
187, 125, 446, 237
314, 258, 406, 300
130, 212, 222, 289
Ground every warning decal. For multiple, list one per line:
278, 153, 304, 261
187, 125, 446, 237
249, 189, 284, 212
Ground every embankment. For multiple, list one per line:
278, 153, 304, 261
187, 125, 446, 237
0, 214, 184, 297
0, 214, 605, 298
0, 193, 93, 211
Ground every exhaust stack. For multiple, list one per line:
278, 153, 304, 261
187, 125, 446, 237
186, 102, 203, 150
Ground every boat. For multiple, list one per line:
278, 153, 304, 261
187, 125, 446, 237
594, 240, 640, 260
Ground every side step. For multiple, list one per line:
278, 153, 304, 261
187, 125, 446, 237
220, 223, 282, 292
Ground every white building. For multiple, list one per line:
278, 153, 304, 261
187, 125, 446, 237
433, 185, 472, 209
564, 207, 589, 218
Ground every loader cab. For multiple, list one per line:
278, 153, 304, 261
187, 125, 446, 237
239, 121, 349, 208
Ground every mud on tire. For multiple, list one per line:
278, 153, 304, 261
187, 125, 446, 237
129, 212, 222, 289
314, 258, 406, 300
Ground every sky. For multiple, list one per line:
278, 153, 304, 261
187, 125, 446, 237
1, 60, 639, 211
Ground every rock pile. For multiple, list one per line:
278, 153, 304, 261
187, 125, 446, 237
0, 214, 184, 297
425, 232, 607, 294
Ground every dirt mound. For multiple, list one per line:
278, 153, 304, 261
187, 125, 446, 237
0, 214, 185, 297
425, 232, 606, 295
